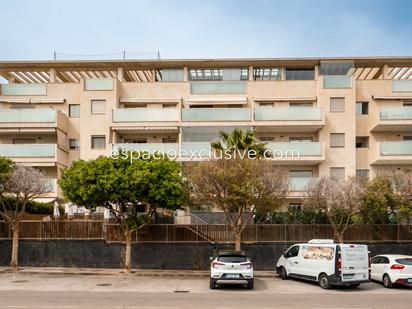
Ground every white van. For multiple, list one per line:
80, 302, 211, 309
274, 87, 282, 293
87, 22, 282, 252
276, 239, 370, 289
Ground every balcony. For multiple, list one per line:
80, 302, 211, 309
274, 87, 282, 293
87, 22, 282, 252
84, 78, 114, 91
254, 107, 324, 131
112, 143, 179, 155
112, 108, 180, 123
371, 107, 412, 132
0, 109, 68, 132
289, 177, 313, 191
182, 108, 251, 122
190, 81, 246, 94
0, 144, 68, 167
323, 76, 352, 89
373, 141, 412, 164
265, 142, 325, 164
393, 80, 412, 92
180, 142, 211, 160
0, 83, 47, 96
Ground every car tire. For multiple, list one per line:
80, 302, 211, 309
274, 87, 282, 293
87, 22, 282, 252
349, 284, 360, 288
209, 278, 217, 289
280, 267, 289, 280
318, 273, 331, 289
247, 279, 254, 289
383, 274, 393, 288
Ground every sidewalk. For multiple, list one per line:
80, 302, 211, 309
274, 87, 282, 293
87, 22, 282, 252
0, 267, 276, 278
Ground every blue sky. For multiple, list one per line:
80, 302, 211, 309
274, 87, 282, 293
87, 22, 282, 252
1, 0, 412, 60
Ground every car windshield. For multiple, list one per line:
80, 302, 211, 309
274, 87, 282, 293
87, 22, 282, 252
395, 258, 412, 265
218, 256, 248, 263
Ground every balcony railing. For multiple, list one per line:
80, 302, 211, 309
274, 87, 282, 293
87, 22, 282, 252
380, 141, 412, 156
190, 81, 246, 94
112, 108, 180, 122
180, 142, 212, 158
393, 80, 412, 92
84, 78, 114, 91
0, 144, 55, 157
42, 179, 57, 193
0, 83, 47, 95
255, 107, 322, 121
380, 107, 412, 120
112, 143, 179, 154
323, 76, 352, 89
182, 108, 251, 122
0, 109, 56, 122
265, 142, 322, 157
289, 177, 313, 191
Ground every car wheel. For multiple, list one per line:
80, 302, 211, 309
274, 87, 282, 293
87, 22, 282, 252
247, 279, 254, 289
280, 267, 289, 280
209, 278, 217, 289
383, 274, 393, 288
349, 284, 360, 288
318, 273, 331, 289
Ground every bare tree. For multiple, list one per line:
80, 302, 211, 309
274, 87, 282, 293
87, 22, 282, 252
0, 166, 47, 271
304, 177, 365, 243
388, 170, 412, 224
187, 158, 289, 250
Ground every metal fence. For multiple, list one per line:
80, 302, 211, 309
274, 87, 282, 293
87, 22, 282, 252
0, 221, 411, 243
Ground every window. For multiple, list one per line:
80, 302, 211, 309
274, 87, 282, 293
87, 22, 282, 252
381, 257, 390, 264
162, 104, 176, 108
91, 135, 106, 149
356, 136, 369, 148
124, 138, 146, 143
290, 170, 313, 178
285, 68, 315, 80
13, 104, 35, 109
69, 104, 80, 118
190, 105, 213, 108
289, 203, 301, 211
289, 137, 313, 142
330, 167, 345, 181
320, 61, 353, 75
259, 102, 274, 108
91, 100, 106, 114
284, 245, 300, 258
371, 257, 381, 264
289, 102, 313, 107
69, 139, 80, 150
13, 138, 36, 144
260, 136, 274, 142
253, 68, 282, 80
330, 97, 345, 112
162, 137, 177, 143
330, 133, 345, 148
403, 101, 412, 107
155, 69, 184, 82
403, 136, 412, 141
218, 256, 248, 263
356, 169, 369, 179
356, 101, 369, 115
189, 68, 248, 81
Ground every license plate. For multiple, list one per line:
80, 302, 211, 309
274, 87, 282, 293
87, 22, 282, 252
343, 274, 354, 279
226, 274, 239, 279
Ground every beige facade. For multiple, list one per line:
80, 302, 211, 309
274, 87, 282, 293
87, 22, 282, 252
1, 57, 412, 207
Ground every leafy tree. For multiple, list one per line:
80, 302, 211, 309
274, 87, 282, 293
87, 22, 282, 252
389, 170, 412, 224
256, 208, 329, 224
1, 197, 62, 216
361, 175, 398, 224
211, 128, 268, 158
0, 162, 47, 271
186, 158, 288, 250
59, 154, 186, 272
304, 177, 365, 243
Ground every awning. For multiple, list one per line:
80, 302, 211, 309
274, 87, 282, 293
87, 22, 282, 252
0, 98, 65, 104
119, 98, 181, 104
185, 96, 247, 105
253, 96, 317, 102
111, 126, 179, 133
372, 95, 412, 100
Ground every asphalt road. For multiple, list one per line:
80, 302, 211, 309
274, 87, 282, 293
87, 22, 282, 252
0, 273, 411, 309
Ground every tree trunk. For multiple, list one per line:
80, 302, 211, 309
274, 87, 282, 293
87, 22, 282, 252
124, 229, 132, 273
334, 229, 344, 244
10, 225, 19, 272
235, 235, 241, 251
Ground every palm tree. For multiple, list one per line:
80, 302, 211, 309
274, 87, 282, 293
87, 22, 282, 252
211, 128, 268, 158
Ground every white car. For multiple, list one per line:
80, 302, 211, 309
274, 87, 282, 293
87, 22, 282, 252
210, 251, 254, 289
371, 254, 412, 288
276, 239, 370, 289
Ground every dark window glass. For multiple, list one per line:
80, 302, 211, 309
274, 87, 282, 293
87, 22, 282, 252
371, 257, 381, 264
285, 245, 300, 258
395, 258, 412, 265
218, 256, 248, 263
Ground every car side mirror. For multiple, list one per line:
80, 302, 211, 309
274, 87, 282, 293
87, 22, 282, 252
209, 256, 214, 262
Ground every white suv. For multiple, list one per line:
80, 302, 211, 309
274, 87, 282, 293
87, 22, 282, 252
210, 251, 254, 289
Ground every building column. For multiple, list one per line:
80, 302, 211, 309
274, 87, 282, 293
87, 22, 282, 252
49, 68, 56, 83
248, 66, 253, 81
117, 67, 124, 82
382, 64, 388, 80
314, 65, 319, 80
183, 66, 188, 82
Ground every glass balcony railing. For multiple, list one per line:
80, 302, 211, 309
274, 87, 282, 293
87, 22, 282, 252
180, 142, 212, 158
84, 78, 114, 91
265, 142, 322, 157
380, 107, 412, 120
255, 107, 322, 121
190, 81, 246, 94
112, 143, 179, 154
182, 108, 251, 122
380, 141, 412, 156
113, 108, 180, 122
42, 179, 57, 193
393, 80, 412, 92
289, 177, 313, 191
323, 75, 352, 89
0, 83, 47, 95
0, 109, 56, 122
0, 144, 55, 157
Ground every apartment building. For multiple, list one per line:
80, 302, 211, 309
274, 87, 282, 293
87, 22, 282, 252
0, 57, 412, 208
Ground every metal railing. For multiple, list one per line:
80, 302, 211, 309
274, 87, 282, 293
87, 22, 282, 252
0, 221, 411, 243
